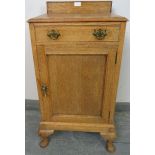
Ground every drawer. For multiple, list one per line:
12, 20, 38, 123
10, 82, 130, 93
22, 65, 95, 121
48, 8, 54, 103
35, 25, 120, 43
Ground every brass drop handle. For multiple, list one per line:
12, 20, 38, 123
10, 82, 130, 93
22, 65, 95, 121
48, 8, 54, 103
41, 84, 48, 97
93, 29, 107, 40
47, 30, 61, 40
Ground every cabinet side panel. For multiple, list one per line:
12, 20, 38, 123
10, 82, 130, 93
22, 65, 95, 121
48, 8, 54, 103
108, 22, 127, 123
29, 24, 45, 121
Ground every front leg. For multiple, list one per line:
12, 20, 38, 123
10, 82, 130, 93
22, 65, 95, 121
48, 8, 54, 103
106, 139, 116, 153
100, 128, 116, 153
38, 130, 54, 148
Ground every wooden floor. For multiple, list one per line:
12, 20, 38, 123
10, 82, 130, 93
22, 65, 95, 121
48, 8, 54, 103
25, 100, 130, 155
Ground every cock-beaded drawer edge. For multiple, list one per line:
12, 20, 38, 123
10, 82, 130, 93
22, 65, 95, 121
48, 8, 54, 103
33, 22, 121, 43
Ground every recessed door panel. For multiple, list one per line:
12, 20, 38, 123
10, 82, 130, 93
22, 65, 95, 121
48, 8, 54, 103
47, 55, 107, 116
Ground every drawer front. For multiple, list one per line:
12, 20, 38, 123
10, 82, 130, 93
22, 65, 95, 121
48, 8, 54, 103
35, 25, 120, 43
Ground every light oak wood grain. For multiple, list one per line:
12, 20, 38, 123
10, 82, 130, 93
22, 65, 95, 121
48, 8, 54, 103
29, 24, 46, 121
48, 54, 106, 116
108, 22, 127, 124
47, 1, 112, 14
35, 24, 120, 43
28, 13, 127, 23
40, 121, 115, 133
28, 1, 127, 152
44, 42, 118, 54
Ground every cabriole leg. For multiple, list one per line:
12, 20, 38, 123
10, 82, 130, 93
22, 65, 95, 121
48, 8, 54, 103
100, 128, 116, 153
38, 130, 54, 148
106, 139, 116, 153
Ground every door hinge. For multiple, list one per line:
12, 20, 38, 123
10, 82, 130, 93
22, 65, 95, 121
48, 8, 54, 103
108, 111, 111, 120
115, 52, 118, 64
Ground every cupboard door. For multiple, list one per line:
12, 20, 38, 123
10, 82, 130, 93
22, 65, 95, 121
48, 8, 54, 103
36, 45, 116, 123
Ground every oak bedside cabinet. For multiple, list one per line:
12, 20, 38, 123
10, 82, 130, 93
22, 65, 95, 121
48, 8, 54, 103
28, 1, 127, 153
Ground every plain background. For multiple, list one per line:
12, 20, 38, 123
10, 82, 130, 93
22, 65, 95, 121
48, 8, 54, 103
1, 0, 155, 155
25, 0, 130, 102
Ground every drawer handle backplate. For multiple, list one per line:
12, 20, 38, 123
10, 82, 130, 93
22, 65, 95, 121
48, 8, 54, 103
47, 30, 61, 40
93, 29, 107, 40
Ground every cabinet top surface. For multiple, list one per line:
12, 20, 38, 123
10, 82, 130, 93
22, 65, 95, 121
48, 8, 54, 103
28, 13, 127, 23
28, 1, 127, 23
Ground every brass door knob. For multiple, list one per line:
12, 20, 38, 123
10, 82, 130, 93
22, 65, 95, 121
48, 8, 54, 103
47, 30, 61, 40
93, 29, 107, 40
